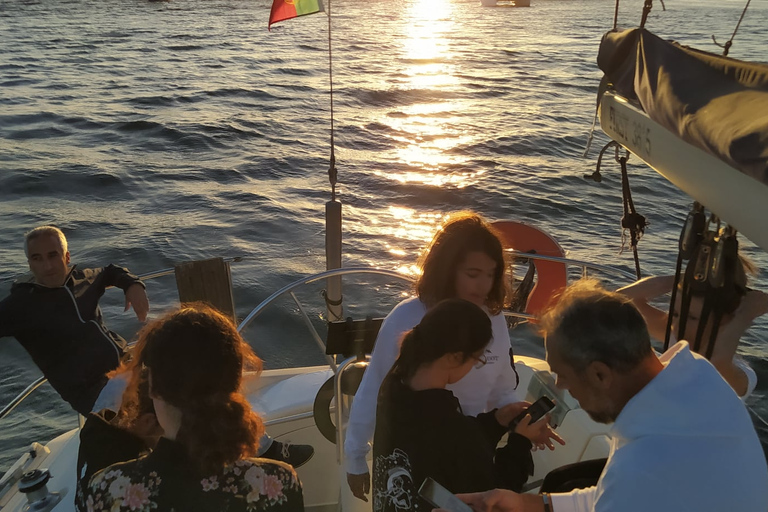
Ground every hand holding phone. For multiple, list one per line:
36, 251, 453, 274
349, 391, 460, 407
510, 396, 565, 450
510, 396, 555, 428
418, 477, 473, 512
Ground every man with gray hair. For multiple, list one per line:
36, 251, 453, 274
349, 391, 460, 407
456, 279, 767, 512
0, 225, 149, 415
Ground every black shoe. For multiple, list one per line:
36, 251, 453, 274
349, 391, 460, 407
262, 440, 315, 468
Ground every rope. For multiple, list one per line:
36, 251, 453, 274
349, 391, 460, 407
639, 0, 653, 29
326, 0, 337, 201
669, 208, 740, 361
676, 275, 694, 344
618, 155, 647, 279
583, 140, 620, 182
712, 0, 752, 56
322, 290, 344, 308
584, 141, 646, 279
704, 307, 723, 360
704, 231, 740, 359
692, 291, 714, 353
664, 251, 684, 352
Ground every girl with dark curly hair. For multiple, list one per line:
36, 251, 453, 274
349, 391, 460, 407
83, 303, 304, 512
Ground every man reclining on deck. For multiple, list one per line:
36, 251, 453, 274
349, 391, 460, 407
0, 225, 149, 416
0, 225, 314, 468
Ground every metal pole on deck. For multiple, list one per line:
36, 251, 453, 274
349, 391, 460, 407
325, 200, 343, 322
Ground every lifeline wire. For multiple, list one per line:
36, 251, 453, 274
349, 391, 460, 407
712, 0, 752, 56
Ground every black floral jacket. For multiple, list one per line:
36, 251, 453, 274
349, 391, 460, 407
83, 438, 304, 512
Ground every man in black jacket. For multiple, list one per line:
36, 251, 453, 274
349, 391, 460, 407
0, 225, 149, 415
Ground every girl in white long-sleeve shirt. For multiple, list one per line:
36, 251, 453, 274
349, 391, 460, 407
344, 211, 560, 502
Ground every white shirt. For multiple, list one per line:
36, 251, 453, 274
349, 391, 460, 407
551, 342, 768, 512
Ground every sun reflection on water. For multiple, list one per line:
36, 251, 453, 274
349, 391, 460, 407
364, 0, 483, 266
372, 208, 452, 277
378, 0, 476, 187
374, 167, 486, 188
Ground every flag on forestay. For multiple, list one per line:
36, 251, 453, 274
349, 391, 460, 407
269, 0, 325, 29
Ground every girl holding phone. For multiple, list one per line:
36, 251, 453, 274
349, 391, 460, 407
345, 212, 562, 502
372, 299, 561, 512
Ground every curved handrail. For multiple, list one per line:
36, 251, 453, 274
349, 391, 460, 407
136, 255, 249, 282
236, 267, 414, 333
236, 255, 637, 333
0, 376, 47, 421
507, 250, 638, 281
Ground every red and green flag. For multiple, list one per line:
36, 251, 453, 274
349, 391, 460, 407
269, 0, 325, 29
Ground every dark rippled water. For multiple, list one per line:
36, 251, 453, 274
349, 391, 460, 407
1, 0, 767, 469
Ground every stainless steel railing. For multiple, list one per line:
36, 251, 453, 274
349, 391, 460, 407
0, 376, 47, 421
0, 253, 637, 421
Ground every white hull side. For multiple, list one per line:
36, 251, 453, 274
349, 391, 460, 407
599, 91, 768, 251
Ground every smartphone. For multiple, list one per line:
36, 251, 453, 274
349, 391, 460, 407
511, 396, 555, 427
418, 477, 473, 512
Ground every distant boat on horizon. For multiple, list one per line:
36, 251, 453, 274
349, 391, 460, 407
480, 0, 530, 7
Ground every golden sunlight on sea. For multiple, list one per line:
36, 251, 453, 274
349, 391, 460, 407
379, 208, 449, 276
376, 0, 483, 189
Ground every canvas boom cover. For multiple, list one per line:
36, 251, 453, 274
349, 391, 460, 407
597, 28, 768, 185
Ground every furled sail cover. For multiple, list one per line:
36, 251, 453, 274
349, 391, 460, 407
597, 28, 768, 185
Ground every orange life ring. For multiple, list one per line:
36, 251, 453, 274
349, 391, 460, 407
491, 221, 568, 318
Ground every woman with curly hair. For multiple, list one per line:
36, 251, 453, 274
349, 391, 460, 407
83, 303, 304, 512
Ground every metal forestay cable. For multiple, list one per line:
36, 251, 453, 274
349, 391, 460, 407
583, 1, 621, 158
615, 0, 664, 31
583, 75, 611, 158
327, 0, 337, 201
713, 0, 752, 56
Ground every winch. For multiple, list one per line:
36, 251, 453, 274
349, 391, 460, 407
18, 469, 63, 512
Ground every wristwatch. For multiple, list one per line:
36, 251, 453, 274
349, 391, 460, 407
542, 492, 553, 512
